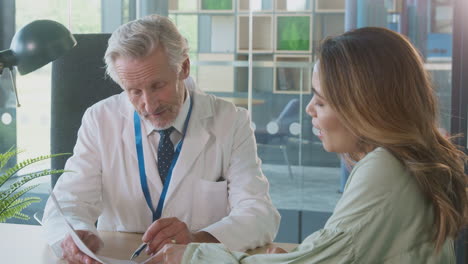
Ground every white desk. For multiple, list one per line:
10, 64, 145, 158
0, 223, 297, 263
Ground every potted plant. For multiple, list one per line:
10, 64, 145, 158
0, 148, 68, 222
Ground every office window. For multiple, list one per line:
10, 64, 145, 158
15, 0, 101, 164
1, 0, 103, 225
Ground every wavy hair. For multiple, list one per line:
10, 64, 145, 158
104, 14, 189, 85
317, 27, 467, 252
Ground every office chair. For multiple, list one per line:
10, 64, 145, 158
51, 34, 121, 187
255, 98, 300, 179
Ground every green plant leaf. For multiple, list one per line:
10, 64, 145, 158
0, 153, 70, 189
0, 196, 40, 222
0, 149, 69, 223
0, 184, 40, 211
0, 147, 17, 171
0, 169, 67, 202
13, 211, 29, 220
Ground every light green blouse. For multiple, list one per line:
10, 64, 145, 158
181, 148, 455, 263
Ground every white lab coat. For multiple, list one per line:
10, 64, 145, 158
43, 83, 280, 254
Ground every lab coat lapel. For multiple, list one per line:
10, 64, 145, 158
165, 91, 211, 201
119, 93, 138, 161
119, 93, 164, 196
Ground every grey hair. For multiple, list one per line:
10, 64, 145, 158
104, 14, 189, 84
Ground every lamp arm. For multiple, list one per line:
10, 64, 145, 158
0, 50, 21, 107
7, 69, 21, 107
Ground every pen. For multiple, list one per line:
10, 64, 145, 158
130, 242, 148, 260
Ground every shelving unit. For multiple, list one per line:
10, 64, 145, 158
235, 54, 274, 93
199, 0, 234, 13
273, 55, 312, 94
314, 13, 345, 46
169, 0, 332, 94
276, 0, 312, 12
237, 15, 274, 53
169, 0, 198, 13
315, 0, 345, 13
275, 14, 312, 53
385, 0, 402, 13
312, 0, 345, 58
211, 15, 236, 52
238, 0, 273, 13
197, 53, 235, 92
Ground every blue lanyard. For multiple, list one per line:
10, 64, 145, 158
133, 96, 193, 222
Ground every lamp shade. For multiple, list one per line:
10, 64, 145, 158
8, 20, 77, 75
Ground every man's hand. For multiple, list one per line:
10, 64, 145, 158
142, 217, 219, 255
61, 230, 103, 264
146, 244, 187, 264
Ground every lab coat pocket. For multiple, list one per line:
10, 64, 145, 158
191, 178, 229, 231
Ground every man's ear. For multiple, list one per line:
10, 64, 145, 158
180, 58, 190, 79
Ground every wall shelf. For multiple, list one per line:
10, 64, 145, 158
169, 1, 324, 95
314, 13, 345, 45
212, 15, 235, 52
315, 0, 345, 13
238, 0, 273, 13
273, 55, 312, 94
276, 0, 312, 12
235, 54, 274, 93
237, 15, 274, 53
275, 14, 312, 53
197, 53, 235, 92
199, 0, 234, 13
169, 0, 198, 13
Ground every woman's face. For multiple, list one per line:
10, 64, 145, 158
306, 70, 359, 154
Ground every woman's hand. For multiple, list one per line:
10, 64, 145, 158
266, 247, 288, 254
145, 244, 187, 264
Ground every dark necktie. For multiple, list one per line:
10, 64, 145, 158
157, 127, 175, 184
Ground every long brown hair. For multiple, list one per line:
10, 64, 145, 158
318, 27, 467, 252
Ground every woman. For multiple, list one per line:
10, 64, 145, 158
149, 27, 467, 263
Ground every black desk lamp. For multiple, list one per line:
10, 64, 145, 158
0, 20, 77, 106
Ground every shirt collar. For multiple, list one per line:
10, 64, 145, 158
141, 87, 190, 136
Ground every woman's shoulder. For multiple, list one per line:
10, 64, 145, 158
358, 147, 402, 170
348, 147, 409, 192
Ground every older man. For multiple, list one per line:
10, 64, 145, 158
43, 15, 280, 264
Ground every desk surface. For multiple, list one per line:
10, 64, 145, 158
1, 223, 297, 263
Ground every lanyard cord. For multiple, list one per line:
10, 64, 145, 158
133, 96, 193, 221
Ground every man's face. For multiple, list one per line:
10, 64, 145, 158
115, 47, 189, 130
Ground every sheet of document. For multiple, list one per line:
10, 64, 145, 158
49, 191, 155, 264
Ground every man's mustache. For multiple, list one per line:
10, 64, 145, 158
141, 106, 170, 117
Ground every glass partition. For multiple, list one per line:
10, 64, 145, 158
169, 0, 457, 243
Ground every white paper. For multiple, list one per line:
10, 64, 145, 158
49, 191, 143, 264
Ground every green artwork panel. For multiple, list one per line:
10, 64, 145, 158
201, 0, 232, 10
277, 16, 310, 51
